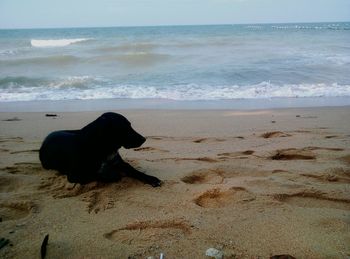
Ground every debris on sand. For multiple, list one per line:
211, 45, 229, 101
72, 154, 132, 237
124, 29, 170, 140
45, 114, 58, 117
205, 247, 224, 259
40, 234, 49, 259
270, 255, 296, 259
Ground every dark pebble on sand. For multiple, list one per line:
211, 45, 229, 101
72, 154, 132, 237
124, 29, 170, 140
45, 114, 58, 117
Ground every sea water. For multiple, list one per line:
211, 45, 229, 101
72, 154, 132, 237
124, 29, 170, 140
0, 23, 350, 102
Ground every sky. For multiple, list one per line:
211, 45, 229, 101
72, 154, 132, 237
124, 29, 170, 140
0, 0, 349, 29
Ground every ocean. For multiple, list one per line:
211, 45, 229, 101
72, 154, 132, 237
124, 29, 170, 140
0, 22, 350, 103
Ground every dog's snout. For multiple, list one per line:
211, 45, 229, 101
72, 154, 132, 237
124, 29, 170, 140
139, 135, 146, 145
123, 128, 146, 149
134, 132, 146, 147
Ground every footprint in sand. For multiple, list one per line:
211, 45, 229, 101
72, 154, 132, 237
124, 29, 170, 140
146, 156, 218, 163
147, 136, 227, 143
273, 192, 350, 210
217, 150, 255, 160
304, 146, 344, 152
261, 131, 291, 138
0, 137, 24, 143
0, 175, 26, 193
82, 190, 115, 214
301, 168, 350, 183
39, 176, 116, 213
146, 136, 172, 141
10, 149, 39, 154
272, 169, 290, 173
271, 147, 345, 161
194, 187, 255, 208
340, 154, 350, 165
184, 167, 272, 183
193, 137, 225, 143
133, 146, 169, 153
271, 148, 316, 160
178, 157, 218, 163
0, 201, 37, 221
181, 169, 224, 184
104, 219, 191, 245
325, 135, 339, 139
2, 162, 43, 175
39, 176, 105, 198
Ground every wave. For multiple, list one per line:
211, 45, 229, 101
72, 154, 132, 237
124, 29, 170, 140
1, 79, 350, 101
0, 47, 32, 57
0, 49, 18, 56
94, 41, 216, 53
116, 52, 171, 66
96, 43, 158, 53
31, 38, 90, 47
89, 52, 172, 66
2, 55, 79, 66
1, 52, 170, 67
246, 25, 263, 29
271, 23, 350, 30
0, 76, 103, 89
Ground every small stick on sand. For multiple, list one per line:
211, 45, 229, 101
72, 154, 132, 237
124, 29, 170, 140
45, 114, 58, 117
40, 234, 49, 259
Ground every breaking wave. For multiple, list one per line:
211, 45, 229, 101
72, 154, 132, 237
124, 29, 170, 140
31, 38, 90, 47
0, 78, 350, 101
271, 23, 350, 30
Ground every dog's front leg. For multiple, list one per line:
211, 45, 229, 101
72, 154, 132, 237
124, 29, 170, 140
106, 153, 161, 187
122, 162, 162, 187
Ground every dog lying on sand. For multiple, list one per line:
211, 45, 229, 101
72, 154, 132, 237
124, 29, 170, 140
39, 112, 161, 187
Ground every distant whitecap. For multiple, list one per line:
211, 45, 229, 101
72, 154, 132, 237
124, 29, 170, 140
31, 38, 90, 47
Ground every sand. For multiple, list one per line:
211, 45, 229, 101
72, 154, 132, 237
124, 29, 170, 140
0, 107, 349, 258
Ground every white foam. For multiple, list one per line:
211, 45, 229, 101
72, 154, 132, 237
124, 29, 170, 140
271, 24, 350, 30
31, 38, 90, 47
1, 81, 350, 102
0, 49, 17, 56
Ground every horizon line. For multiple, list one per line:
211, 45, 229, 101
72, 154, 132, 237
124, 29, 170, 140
0, 20, 349, 30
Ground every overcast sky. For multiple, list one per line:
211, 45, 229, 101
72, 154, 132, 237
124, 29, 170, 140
0, 0, 349, 29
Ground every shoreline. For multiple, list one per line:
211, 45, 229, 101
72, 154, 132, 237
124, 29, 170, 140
1, 96, 350, 112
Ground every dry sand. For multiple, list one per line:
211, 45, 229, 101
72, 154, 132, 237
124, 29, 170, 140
0, 107, 349, 258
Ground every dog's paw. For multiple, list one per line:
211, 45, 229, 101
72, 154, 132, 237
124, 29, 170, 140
147, 176, 162, 187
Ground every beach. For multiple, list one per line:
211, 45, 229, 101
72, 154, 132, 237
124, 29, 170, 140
0, 106, 349, 258
1, 21, 350, 259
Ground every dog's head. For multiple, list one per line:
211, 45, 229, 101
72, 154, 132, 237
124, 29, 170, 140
81, 112, 146, 151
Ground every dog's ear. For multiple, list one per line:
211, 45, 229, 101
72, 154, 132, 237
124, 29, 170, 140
81, 115, 110, 141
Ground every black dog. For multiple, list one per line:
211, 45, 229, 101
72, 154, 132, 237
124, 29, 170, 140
39, 112, 161, 187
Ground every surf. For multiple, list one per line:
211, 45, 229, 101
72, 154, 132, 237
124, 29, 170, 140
31, 38, 90, 47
